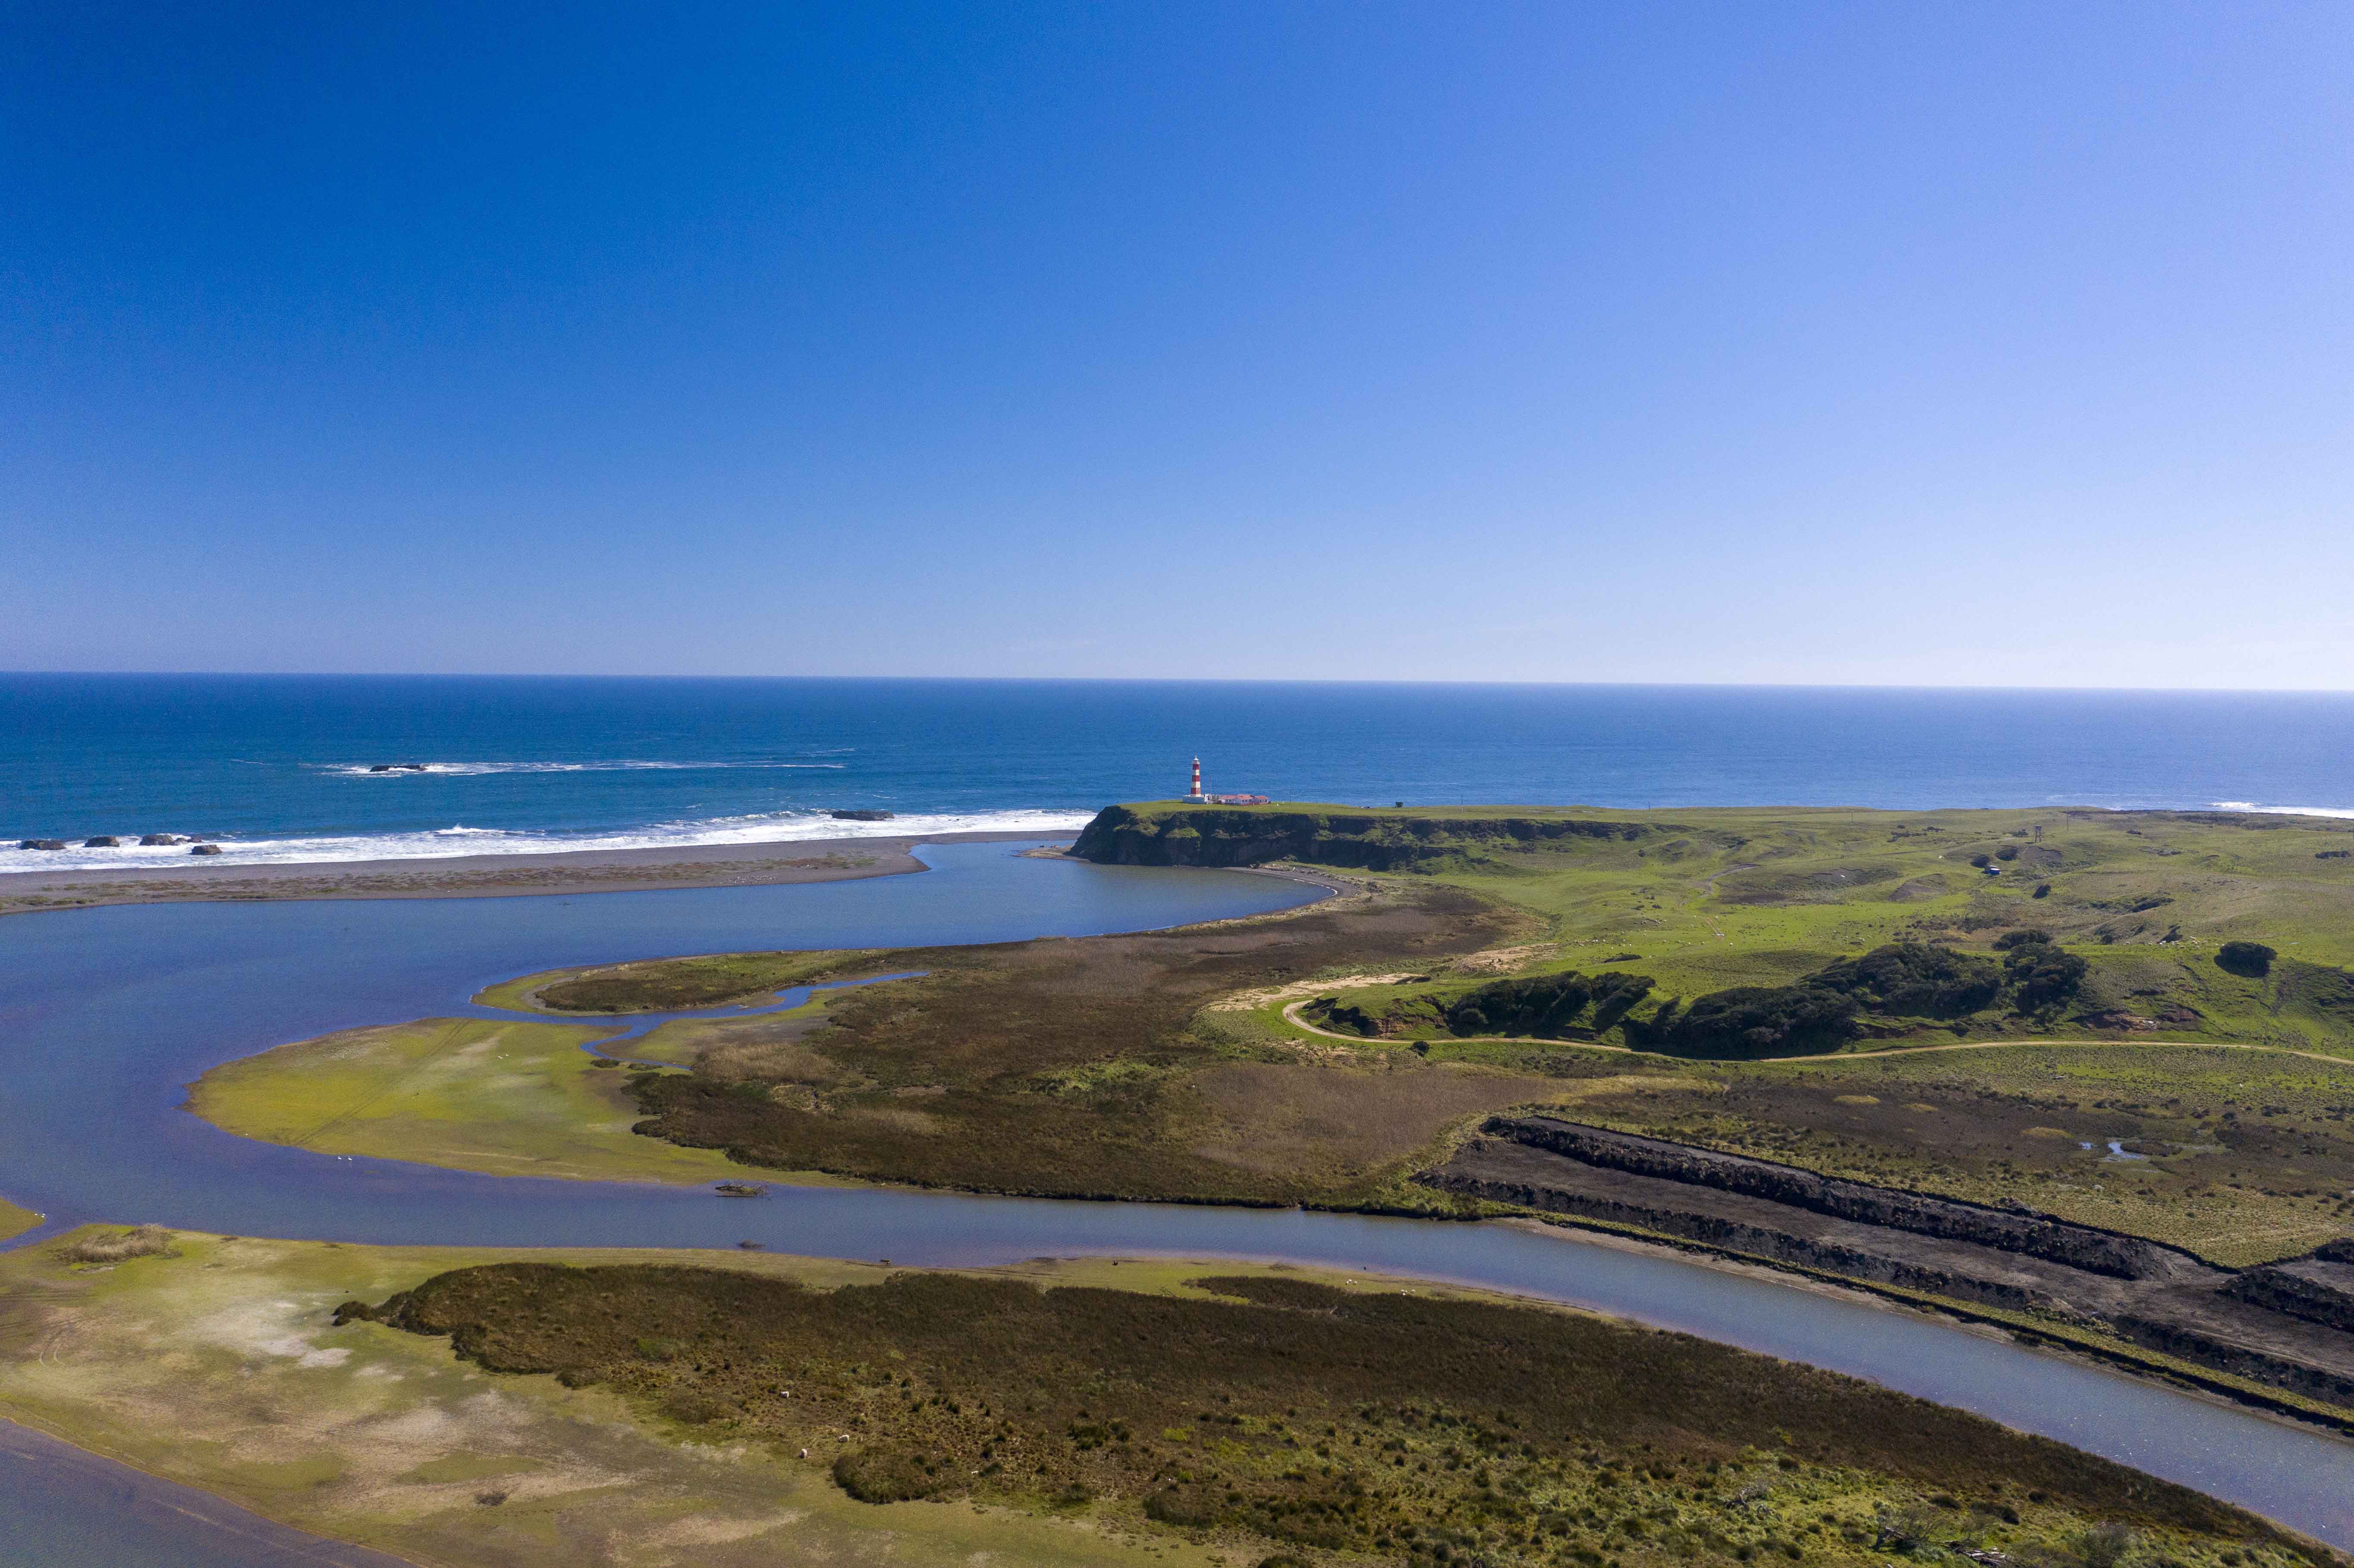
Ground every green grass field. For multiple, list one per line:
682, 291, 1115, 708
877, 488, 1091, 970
187, 1017, 765, 1185
1398, 805, 2354, 1026
1233, 805, 2354, 1262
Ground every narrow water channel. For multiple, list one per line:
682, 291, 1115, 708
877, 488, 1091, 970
1, 843, 2348, 1559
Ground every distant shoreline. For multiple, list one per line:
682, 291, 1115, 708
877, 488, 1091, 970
0, 830, 1076, 916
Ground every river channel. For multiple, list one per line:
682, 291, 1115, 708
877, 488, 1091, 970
1, 843, 2348, 1562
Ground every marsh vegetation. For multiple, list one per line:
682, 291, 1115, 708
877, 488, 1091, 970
358, 1260, 2326, 1568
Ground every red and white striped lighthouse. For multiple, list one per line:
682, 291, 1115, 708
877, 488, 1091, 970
1187, 757, 1203, 800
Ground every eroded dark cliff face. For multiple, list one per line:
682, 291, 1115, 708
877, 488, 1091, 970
1431, 1145, 2069, 1316
1491, 1115, 2193, 1281
1068, 805, 1655, 871
2227, 1255, 2354, 1333
1421, 1118, 2354, 1415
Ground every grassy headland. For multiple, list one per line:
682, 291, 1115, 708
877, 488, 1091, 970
1096, 803, 2354, 1264
1078, 802, 2354, 1028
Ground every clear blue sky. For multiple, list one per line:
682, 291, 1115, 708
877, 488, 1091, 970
6, 3, 2350, 687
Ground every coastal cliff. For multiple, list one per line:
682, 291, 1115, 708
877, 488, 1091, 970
1069, 802, 1658, 871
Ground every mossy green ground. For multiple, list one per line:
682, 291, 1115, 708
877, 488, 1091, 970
187, 1017, 764, 1185
473, 949, 881, 1014
0, 1195, 43, 1242
1406, 806, 2354, 1035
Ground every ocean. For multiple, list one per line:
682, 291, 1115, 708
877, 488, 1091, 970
6, 674, 2354, 871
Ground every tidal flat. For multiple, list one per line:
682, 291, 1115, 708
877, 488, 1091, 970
0, 1227, 2329, 1568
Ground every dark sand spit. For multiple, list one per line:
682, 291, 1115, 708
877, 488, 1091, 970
0, 831, 1075, 915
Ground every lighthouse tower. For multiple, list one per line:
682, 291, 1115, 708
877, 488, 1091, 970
1184, 757, 1205, 802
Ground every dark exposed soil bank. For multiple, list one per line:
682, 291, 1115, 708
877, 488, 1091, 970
1487, 1117, 2196, 1281
1425, 1118, 2354, 1413
2229, 1258, 2354, 1334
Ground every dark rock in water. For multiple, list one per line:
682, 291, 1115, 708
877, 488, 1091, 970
828, 809, 895, 821
713, 1182, 769, 1198
140, 834, 183, 846
189, 843, 225, 856
20, 839, 67, 851
83, 836, 121, 848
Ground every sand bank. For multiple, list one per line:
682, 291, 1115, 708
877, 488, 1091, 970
0, 830, 1074, 916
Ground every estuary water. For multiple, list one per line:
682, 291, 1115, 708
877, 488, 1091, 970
0, 843, 2350, 1562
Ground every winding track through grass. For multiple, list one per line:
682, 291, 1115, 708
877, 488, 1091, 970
1279, 998, 2354, 1068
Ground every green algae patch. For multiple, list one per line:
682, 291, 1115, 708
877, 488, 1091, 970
0, 1195, 43, 1242
187, 1016, 754, 1185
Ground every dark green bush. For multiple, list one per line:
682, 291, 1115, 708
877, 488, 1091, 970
2216, 941, 2276, 978
1631, 985, 1858, 1058
1146, 1486, 1218, 1526
1442, 971, 1653, 1039
2005, 943, 2088, 1010
834, 1447, 944, 1503
1807, 943, 2002, 1018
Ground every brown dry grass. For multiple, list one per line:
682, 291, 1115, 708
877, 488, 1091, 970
1186, 1060, 1585, 1181
51, 1225, 177, 1265
626, 883, 1535, 1202
364, 1260, 2326, 1568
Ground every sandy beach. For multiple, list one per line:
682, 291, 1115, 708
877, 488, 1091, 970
0, 830, 1075, 916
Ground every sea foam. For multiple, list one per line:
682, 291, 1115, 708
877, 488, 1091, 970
0, 808, 1094, 874
317, 759, 847, 778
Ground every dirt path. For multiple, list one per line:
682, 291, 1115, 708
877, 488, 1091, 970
1280, 999, 1641, 1053
1280, 1000, 2354, 1071
1794, 1035, 2354, 1069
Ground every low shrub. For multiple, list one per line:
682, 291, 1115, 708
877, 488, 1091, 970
834, 1447, 944, 1503
51, 1225, 176, 1265
1442, 971, 1653, 1039
2216, 942, 2276, 978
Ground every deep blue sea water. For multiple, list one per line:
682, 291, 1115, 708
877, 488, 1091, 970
6, 674, 2354, 868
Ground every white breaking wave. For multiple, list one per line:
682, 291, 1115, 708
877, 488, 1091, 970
0, 808, 1095, 873
318, 759, 847, 777
2208, 801, 2354, 820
